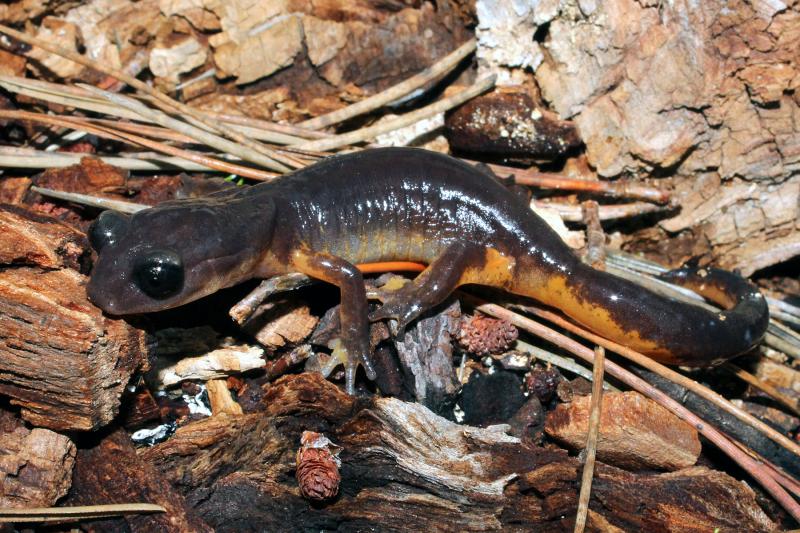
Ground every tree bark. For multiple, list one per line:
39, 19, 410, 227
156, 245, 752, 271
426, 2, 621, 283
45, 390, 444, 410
140, 373, 776, 532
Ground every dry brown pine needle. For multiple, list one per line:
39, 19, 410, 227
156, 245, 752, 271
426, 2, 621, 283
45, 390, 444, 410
456, 314, 519, 356
296, 431, 342, 501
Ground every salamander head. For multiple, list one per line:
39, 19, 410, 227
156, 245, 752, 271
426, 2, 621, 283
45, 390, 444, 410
86, 197, 275, 315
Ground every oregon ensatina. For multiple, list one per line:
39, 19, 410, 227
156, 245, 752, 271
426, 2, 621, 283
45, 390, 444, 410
87, 147, 769, 393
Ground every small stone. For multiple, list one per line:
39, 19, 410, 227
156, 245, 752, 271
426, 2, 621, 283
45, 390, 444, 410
545, 391, 701, 471
494, 350, 531, 371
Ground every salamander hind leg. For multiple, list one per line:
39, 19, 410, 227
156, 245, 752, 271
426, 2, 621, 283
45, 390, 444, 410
369, 242, 508, 334
290, 248, 376, 394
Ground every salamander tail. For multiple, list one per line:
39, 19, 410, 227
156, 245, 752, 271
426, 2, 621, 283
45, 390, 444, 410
657, 266, 769, 360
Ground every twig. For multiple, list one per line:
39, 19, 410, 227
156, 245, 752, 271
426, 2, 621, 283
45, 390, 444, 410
158, 346, 265, 386
488, 163, 672, 204
574, 346, 605, 533
229, 273, 314, 324
764, 332, 800, 361
532, 200, 666, 222
0, 503, 165, 523
604, 249, 667, 276
293, 76, 496, 152
0, 74, 312, 146
228, 261, 426, 325
723, 364, 800, 417
581, 200, 605, 268
0, 23, 297, 172
0, 147, 219, 172
32, 187, 147, 213
0, 74, 166, 121
513, 302, 800, 460
766, 320, 800, 360
771, 308, 800, 329
88, 118, 197, 144
0, 110, 275, 180
468, 298, 800, 523
733, 440, 800, 499
300, 39, 477, 130
174, 67, 216, 90
0, 150, 213, 171
78, 85, 301, 174
767, 295, 800, 322
207, 112, 330, 140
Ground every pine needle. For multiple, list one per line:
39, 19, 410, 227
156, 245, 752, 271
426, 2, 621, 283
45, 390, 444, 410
0, 503, 165, 523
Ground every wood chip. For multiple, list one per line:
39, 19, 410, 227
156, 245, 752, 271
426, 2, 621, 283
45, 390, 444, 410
0, 422, 76, 508
206, 378, 243, 416
157, 345, 265, 387
545, 391, 701, 471
149, 34, 207, 82
213, 15, 303, 85
242, 300, 318, 354
0, 204, 89, 270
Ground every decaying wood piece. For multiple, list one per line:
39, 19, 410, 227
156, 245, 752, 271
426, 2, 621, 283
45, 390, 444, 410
445, 89, 581, 160
157, 344, 265, 387
241, 299, 319, 353
0, 267, 148, 431
393, 300, 462, 412
0, 177, 31, 205
0, 204, 89, 270
0, 410, 76, 508
152, 375, 345, 474
545, 391, 702, 471
754, 358, 800, 399
205, 379, 243, 416
0, 205, 148, 431
63, 427, 211, 532
139, 374, 775, 531
31, 156, 128, 195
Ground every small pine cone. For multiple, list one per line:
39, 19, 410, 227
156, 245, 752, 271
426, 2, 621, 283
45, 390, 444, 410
525, 364, 563, 403
296, 431, 341, 501
456, 314, 518, 356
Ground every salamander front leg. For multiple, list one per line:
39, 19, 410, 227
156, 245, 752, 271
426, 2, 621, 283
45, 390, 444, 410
369, 241, 484, 334
290, 249, 376, 394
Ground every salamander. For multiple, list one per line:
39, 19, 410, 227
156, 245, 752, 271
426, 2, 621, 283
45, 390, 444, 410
87, 147, 769, 393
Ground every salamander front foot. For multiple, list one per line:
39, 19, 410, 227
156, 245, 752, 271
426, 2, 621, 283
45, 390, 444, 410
323, 338, 377, 395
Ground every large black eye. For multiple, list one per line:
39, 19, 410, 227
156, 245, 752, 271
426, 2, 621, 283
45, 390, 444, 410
89, 211, 130, 251
132, 250, 184, 299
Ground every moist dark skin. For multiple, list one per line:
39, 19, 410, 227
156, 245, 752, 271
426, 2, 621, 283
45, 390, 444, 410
87, 147, 769, 393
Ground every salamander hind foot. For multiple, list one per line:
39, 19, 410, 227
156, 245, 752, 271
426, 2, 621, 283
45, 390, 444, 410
368, 284, 426, 336
321, 338, 377, 395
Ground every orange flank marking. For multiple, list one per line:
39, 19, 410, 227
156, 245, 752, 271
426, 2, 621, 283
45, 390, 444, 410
356, 261, 426, 274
